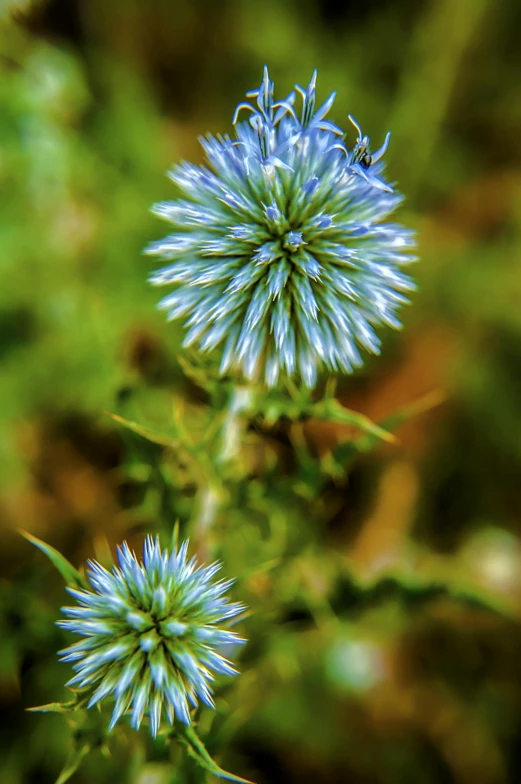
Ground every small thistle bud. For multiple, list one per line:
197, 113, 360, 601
147, 67, 417, 388
58, 537, 245, 737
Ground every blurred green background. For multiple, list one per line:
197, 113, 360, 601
2, 0, 521, 782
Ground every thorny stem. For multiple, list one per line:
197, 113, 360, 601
192, 386, 253, 559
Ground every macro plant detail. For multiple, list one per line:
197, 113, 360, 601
58, 537, 245, 738
148, 67, 417, 387
23, 64, 431, 784
9, 0, 520, 779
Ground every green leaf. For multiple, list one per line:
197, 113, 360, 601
20, 531, 88, 590
55, 743, 91, 784
253, 390, 395, 443
105, 411, 176, 447
316, 399, 396, 444
329, 389, 446, 476
27, 693, 90, 714
354, 389, 446, 453
175, 724, 254, 783
27, 700, 78, 714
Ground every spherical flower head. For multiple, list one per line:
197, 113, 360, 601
147, 67, 417, 388
58, 537, 245, 737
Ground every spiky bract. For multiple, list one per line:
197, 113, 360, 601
59, 537, 245, 737
147, 68, 417, 387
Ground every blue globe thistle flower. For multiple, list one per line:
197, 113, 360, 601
58, 537, 245, 737
147, 68, 417, 387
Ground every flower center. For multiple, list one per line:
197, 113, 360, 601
282, 230, 305, 253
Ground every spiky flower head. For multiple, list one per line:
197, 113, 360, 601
58, 537, 245, 737
147, 67, 417, 388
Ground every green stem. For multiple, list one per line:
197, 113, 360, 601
218, 386, 254, 464
192, 386, 253, 559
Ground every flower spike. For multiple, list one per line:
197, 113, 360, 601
58, 537, 245, 737
347, 114, 393, 191
148, 68, 416, 387
370, 131, 391, 164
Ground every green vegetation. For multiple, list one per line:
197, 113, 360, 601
2, 1, 521, 783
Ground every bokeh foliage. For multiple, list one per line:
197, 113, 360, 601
2, 0, 521, 782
